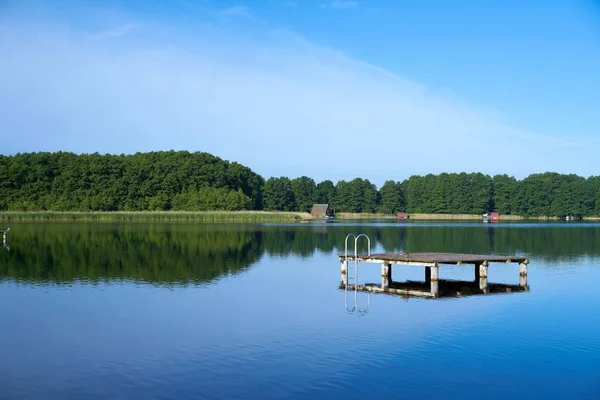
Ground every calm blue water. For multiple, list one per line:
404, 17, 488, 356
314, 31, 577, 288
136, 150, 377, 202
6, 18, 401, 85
1, 222, 599, 399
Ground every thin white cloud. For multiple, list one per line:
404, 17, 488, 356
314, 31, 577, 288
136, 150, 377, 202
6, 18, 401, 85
218, 6, 250, 17
92, 24, 137, 38
323, 1, 358, 9
216, 6, 262, 23
0, 4, 597, 184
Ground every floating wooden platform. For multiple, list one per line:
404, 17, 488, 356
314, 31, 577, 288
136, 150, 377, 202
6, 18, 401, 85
339, 251, 529, 299
340, 252, 528, 266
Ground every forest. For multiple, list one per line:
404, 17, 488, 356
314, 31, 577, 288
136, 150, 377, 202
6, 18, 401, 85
1, 151, 600, 217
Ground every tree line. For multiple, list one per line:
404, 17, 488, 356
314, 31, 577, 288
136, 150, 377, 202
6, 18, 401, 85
0, 151, 263, 212
1, 151, 600, 217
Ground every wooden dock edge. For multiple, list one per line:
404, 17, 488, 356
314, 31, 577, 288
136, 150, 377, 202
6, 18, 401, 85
339, 252, 529, 299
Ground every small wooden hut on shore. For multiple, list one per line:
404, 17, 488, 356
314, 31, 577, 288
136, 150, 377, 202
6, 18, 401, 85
311, 204, 333, 219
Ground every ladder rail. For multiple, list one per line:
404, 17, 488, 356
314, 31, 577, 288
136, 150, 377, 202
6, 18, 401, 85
344, 233, 357, 261
354, 233, 371, 258
343, 232, 372, 314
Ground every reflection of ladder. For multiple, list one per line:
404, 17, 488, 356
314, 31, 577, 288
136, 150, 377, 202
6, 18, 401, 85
345, 284, 371, 315
1, 228, 9, 247
343, 233, 371, 314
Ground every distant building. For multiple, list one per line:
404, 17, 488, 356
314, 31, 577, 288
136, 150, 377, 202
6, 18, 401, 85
397, 212, 409, 220
311, 204, 333, 219
483, 212, 499, 222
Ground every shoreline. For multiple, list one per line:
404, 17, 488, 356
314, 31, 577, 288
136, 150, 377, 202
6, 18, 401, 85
336, 213, 600, 221
2, 211, 599, 223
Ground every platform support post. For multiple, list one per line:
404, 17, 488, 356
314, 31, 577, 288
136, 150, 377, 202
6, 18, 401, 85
340, 260, 348, 286
478, 261, 489, 293
430, 280, 439, 297
431, 263, 439, 281
474, 263, 480, 280
381, 263, 391, 290
429, 263, 439, 297
519, 262, 528, 277
519, 262, 528, 287
519, 275, 527, 287
381, 263, 392, 280
479, 277, 488, 293
479, 262, 488, 279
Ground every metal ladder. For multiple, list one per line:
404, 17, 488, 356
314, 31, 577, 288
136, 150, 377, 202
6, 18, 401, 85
343, 233, 371, 314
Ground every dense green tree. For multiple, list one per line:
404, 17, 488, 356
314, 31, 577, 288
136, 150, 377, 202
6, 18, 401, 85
315, 180, 336, 205
263, 177, 297, 211
590, 176, 600, 215
361, 179, 379, 213
397, 181, 407, 211
519, 173, 557, 216
404, 175, 426, 213
470, 173, 493, 214
492, 174, 518, 214
334, 178, 378, 213
596, 186, 600, 215
172, 188, 252, 211
290, 176, 316, 212
226, 162, 265, 210
379, 180, 403, 214
431, 174, 450, 213
404, 173, 492, 214
333, 180, 350, 212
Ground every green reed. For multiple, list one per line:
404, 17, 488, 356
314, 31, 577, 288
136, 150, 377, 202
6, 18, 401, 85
0, 211, 312, 223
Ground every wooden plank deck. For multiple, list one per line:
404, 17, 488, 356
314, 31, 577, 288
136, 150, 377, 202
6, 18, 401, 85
339, 252, 528, 265
338, 251, 529, 298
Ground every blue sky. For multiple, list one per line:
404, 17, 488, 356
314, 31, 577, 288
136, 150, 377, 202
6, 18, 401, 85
1, 0, 599, 184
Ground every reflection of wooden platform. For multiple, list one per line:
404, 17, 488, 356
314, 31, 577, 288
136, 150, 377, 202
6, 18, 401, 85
339, 279, 530, 299
339, 251, 529, 299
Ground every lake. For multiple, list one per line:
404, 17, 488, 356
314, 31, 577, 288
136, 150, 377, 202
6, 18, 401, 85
1, 221, 599, 399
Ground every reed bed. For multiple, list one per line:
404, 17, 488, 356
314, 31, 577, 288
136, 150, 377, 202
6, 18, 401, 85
0, 211, 313, 223
338, 213, 556, 220
337, 213, 397, 219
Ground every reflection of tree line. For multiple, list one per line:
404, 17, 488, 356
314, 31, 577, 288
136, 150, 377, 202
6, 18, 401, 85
0, 225, 264, 285
1, 224, 599, 284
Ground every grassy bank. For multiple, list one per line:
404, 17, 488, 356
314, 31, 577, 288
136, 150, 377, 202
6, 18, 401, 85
337, 213, 572, 220
0, 211, 313, 223
337, 213, 397, 219
337, 212, 494, 220
409, 213, 530, 220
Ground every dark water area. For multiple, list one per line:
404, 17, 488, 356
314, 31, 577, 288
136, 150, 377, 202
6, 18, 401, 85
1, 221, 599, 399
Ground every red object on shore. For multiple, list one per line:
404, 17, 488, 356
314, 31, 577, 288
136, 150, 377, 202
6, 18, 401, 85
490, 212, 499, 221
397, 212, 409, 220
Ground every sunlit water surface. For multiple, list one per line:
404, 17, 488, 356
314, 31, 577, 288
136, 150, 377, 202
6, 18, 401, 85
1, 222, 599, 399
